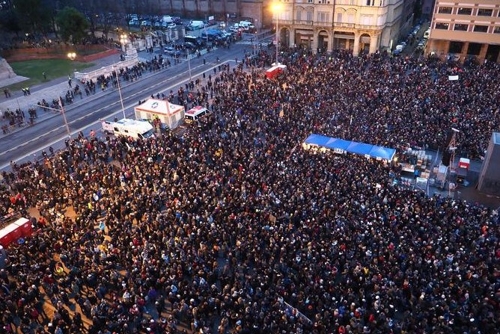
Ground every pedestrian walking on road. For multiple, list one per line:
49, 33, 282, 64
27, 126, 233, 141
43, 72, 47, 80
68, 77, 72, 88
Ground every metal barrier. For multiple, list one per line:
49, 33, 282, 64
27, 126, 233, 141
74, 57, 139, 83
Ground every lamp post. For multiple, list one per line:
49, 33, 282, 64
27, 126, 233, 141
58, 98, 72, 137
31, 102, 71, 137
113, 66, 127, 119
120, 34, 128, 53
67, 52, 77, 79
187, 54, 192, 82
272, 2, 283, 65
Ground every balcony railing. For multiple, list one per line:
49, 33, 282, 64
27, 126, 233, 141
277, 19, 295, 25
335, 22, 355, 28
294, 20, 314, 26
354, 24, 381, 30
314, 22, 333, 28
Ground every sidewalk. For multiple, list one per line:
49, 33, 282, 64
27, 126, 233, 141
0, 52, 122, 132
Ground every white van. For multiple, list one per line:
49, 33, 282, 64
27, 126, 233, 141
162, 15, 173, 23
185, 106, 208, 123
189, 20, 205, 30
236, 21, 254, 31
102, 119, 155, 140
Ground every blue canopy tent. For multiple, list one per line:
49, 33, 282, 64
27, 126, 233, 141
346, 141, 374, 156
303, 134, 396, 161
369, 145, 397, 161
325, 138, 351, 151
304, 134, 331, 147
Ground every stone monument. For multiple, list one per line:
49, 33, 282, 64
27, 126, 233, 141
0, 56, 16, 80
0, 55, 28, 89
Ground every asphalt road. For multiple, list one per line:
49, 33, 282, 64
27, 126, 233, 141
0, 40, 258, 169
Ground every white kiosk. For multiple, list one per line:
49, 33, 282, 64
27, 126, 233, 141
134, 99, 185, 130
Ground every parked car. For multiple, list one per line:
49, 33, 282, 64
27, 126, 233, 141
416, 40, 426, 50
393, 49, 402, 56
183, 42, 197, 50
166, 23, 176, 29
164, 46, 182, 57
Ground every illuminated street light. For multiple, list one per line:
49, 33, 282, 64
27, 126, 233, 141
271, 2, 283, 65
120, 34, 129, 53
67, 52, 76, 61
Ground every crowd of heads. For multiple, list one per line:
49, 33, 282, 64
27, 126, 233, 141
0, 48, 499, 334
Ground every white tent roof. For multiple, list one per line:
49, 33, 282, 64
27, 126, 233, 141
135, 99, 183, 116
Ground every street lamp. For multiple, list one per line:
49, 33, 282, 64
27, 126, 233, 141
67, 52, 76, 61
59, 98, 72, 137
113, 66, 127, 119
187, 54, 192, 82
119, 34, 128, 53
272, 2, 283, 65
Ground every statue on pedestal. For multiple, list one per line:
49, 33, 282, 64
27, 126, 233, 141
0, 56, 17, 80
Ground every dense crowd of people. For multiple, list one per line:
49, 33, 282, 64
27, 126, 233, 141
0, 47, 499, 334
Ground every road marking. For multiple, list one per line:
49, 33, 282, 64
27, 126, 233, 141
0, 60, 236, 169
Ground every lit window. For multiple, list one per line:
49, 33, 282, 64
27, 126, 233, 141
457, 8, 472, 15
438, 7, 452, 14
477, 9, 492, 17
435, 23, 449, 30
473, 25, 488, 33
454, 24, 468, 31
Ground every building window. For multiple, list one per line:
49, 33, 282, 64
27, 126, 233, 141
317, 12, 329, 23
477, 9, 493, 17
454, 24, 468, 31
435, 23, 449, 30
337, 12, 343, 23
438, 7, 452, 14
495, 26, 500, 34
306, 11, 313, 21
360, 15, 373, 26
296, 10, 302, 21
474, 25, 488, 33
457, 8, 472, 15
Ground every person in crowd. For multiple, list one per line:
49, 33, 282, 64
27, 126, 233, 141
0, 47, 498, 334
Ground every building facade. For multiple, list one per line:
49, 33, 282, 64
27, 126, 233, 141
421, 0, 436, 19
426, 0, 500, 63
271, 0, 416, 56
156, 0, 266, 27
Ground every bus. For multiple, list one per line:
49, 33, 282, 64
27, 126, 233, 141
184, 35, 205, 47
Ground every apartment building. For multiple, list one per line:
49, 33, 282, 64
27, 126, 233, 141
426, 0, 500, 63
271, 0, 416, 56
